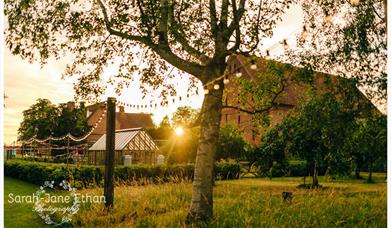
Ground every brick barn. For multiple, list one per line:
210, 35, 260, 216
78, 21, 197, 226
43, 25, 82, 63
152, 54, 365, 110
221, 54, 380, 144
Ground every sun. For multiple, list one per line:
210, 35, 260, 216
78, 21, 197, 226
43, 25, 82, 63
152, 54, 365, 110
175, 127, 184, 136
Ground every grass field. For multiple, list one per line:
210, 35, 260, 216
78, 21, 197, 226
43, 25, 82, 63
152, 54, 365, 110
4, 173, 386, 227
4, 177, 52, 228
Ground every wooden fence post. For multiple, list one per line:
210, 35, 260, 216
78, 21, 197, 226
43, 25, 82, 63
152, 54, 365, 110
104, 97, 116, 209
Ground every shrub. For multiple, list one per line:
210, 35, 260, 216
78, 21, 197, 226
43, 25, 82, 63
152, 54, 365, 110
214, 161, 241, 180
4, 160, 241, 188
19, 156, 75, 164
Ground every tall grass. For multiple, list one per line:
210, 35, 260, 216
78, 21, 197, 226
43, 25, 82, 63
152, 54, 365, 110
73, 174, 386, 227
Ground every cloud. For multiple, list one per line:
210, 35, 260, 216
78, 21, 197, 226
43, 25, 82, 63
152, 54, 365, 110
3, 48, 75, 144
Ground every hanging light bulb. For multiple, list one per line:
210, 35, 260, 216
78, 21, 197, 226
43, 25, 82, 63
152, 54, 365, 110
250, 59, 257, 70
236, 72, 243, 78
223, 77, 230, 84
350, 0, 359, 6
283, 39, 289, 50
324, 11, 332, 23
204, 87, 209, 94
214, 84, 220, 90
301, 26, 308, 40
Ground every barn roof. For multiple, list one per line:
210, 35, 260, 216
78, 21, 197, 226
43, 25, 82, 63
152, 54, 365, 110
227, 54, 380, 111
89, 128, 158, 151
86, 102, 154, 129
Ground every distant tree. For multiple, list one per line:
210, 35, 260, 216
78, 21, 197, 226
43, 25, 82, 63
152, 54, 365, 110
254, 126, 289, 178
164, 127, 199, 164
345, 115, 386, 182
171, 106, 200, 127
54, 102, 90, 138
18, 99, 91, 154
160, 116, 172, 129
216, 125, 247, 161
18, 99, 59, 141
147, 116, 173, 141
151, 108, 200, 164
265, 93, 355, 187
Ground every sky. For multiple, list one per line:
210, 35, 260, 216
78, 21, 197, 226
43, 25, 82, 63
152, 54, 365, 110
3, 5, 306, 145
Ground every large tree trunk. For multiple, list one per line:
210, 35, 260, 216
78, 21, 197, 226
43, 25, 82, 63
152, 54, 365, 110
186, 84, 223, 222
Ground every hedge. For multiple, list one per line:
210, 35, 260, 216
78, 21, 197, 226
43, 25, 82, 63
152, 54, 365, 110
4, 160, 240, 188
254, 160, 328, 178
18, 156, 75, 164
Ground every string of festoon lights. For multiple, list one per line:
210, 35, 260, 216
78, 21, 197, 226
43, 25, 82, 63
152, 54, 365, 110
20, 106, 107, 144
115, 90, 196, 111
20, 2, 360, 145
201, 29, 303, 94
201, 0, 363, 95
111, 4, 354, 107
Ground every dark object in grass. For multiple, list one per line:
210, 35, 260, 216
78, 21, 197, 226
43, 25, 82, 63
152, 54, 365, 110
282, 192, 293, 204
296, 184, 325, 189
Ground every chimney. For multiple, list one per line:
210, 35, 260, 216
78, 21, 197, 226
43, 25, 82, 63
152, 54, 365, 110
119, 106, 125, 113
67, 101, 75, 112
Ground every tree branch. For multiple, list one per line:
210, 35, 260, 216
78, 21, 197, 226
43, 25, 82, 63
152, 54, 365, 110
219, 0, 230, 30
209, 0, 218, 37
97, 0, 150, 45
229, 0, 260, 54
171, 6, 211, 64
96, 0, 206, 78
227, 0, 241, 52
149, 44, 206, 79
227, 0, 246, 34
222, 77, 288, 115
158, 0, 169, 45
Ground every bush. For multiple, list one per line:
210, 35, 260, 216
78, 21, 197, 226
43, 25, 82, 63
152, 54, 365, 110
4, 160, 241, 188
19, 156, 75, 164
253, 160, 329, 178
214, 161, 241, 180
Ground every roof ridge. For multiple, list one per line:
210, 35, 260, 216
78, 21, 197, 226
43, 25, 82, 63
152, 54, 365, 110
115, 127, 143, 132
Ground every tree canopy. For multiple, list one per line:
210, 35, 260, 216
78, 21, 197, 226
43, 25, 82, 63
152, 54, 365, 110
171, 106, 200, 127
293, 0, 386, 102
5, 0, 386, 222
18, 99, 90, 142
5, 0, 292, 101
216, 124, 247, 160
18, 99, 60, 141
